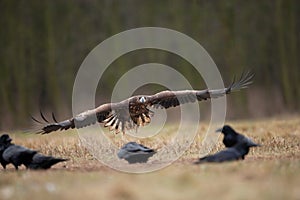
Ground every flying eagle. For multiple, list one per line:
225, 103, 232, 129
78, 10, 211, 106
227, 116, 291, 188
33, 71, 254, 134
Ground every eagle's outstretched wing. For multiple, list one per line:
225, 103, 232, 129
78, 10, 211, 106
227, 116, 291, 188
33, 71, 253, 134
147, 71, 254, 109
33, 103, 111, 134
33, 102, 133, 134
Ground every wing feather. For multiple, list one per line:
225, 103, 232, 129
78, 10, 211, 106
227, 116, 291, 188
148, 71, 254, 109
36, 103, 113, 134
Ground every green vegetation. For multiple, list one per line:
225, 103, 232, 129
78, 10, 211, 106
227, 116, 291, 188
0, 1, 299, 128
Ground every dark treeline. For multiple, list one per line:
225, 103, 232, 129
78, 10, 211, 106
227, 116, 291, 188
0, 0, 299, 129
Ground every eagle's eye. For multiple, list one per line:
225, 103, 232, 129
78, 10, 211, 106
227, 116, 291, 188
139, 96, 146, 103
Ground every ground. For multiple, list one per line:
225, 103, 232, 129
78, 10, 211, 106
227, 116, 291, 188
0, 117, 299, 200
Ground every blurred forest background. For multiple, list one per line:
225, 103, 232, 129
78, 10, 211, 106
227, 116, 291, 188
0, 0, 299, 129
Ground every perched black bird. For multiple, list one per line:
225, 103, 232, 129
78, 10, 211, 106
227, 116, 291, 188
1, 134, 38, 170
33, 72, 254, 135
195, 140, 260, 164
0, 134, 68, 170
216, 125, 259, 159
1, 143, 38, 170
117, 142, 156, 164
25, 153, 68, 170
0, 134, 13, 169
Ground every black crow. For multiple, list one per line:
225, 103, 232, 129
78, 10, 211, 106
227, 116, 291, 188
0, 134, 13, 169
2, 144, 37, 170
0, 134, 69, 170
117, 142, 156, 164
25, 153, 68, 170
195, 140, 260, 164
216, 125, 259, 159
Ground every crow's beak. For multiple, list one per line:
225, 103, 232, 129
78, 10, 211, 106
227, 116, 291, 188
249, 141, 261, 147
6, 138, 12, 143
253, 143, 262, 147
215, 128, 223, 133
244, 137, 261, 147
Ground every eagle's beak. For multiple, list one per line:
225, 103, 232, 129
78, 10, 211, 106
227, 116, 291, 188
215, 128, 223, 133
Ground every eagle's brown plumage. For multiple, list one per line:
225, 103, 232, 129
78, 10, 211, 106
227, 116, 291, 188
33, 71, 254, 134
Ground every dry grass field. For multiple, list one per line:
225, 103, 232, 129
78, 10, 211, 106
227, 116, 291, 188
0, 117, 300, 200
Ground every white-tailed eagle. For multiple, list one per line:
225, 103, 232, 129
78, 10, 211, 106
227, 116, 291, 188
33, 71, 254, 134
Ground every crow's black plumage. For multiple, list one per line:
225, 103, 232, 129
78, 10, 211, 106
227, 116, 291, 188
195, 140, 260, 164
1, 134, 37, 170
25, 153, 68, 170
216, 125, 259, 159
117, 142, 156, 164
0, 134, 68, 170
1, 144, 37, 170
0, 134, 13, 169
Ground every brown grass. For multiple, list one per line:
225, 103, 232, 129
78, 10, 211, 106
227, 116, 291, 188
0, 117, 300, 200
